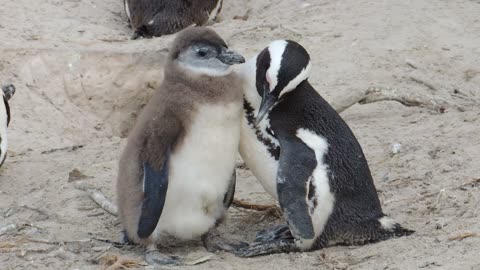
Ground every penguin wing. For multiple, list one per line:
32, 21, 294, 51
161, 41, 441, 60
276, 135, 317, 240
137, 157, 170, 239
136, 115, 182, 239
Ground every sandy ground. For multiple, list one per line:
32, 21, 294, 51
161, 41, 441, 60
1, 0, 480, 269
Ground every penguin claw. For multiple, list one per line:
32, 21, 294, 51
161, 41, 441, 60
255, 224, 293, 243
144, 250, 182, 266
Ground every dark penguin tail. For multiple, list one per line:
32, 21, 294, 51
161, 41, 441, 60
351, 216, 414, 245
377, 216, 414, 238
339, 215, 414, 247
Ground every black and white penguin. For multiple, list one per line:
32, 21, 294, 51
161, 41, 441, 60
116, 27, 246, 266
0, 84, 15, 167
124, 0, 223, 39
236, 40, 413, 256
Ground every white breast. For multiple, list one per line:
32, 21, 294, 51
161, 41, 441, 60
151, 102, 242, 240
239, 116, 279, 199
0, 96, 8, 164
238, 58, 280, 199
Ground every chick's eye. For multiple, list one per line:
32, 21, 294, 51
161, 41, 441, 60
197, 50, 207, 57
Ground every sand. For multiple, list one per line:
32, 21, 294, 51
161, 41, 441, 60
0, 0, 479, 269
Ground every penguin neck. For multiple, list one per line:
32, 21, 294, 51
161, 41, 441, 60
239, 56, 280, 160
239, 56, 262, 112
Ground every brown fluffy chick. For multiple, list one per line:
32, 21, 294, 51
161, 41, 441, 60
116, 27, 246, 266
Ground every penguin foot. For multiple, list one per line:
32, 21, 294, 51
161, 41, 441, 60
202, 231, 249, 253
144, 249, 182, 266
255, 224, 293, 243
234, 238, 298, 257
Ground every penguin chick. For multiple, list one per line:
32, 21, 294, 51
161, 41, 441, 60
0, 84, 15, 167
116, 27, 246, 266
236, 40, 414, 257
124, 0, 223, 39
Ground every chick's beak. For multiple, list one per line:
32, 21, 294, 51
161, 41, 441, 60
216, 47, 245, 65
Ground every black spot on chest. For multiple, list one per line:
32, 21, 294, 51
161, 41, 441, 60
244, 100, 280, 160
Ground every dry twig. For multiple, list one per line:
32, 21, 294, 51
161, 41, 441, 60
333, 87, 450, 113
95, 253, 145, 270
409, 75, 438, 91
74, 181, 118, 216
41, 145, 85, 154
232, 199, 278, 211
448, 232, 478, 241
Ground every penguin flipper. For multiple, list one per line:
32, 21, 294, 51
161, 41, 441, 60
276, 136, 317, 240
137, 157, 170, 239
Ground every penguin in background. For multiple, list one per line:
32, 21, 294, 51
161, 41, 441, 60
124, 0, 223, 39
236, 40, 413, 257
0, 84, 15, 167
116, 27, 246, 266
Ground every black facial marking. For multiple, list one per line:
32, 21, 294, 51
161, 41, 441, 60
244, 100, 280, 160
255, 48, 271, 97
3, 98, 10, 126
271, 40, 310, 95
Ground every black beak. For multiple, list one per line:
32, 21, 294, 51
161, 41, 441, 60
216, 48, 245, 65
254, 84, 278, 126
1, 84, 15, 101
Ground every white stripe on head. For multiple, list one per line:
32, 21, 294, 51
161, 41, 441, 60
208, 0, 223, 21
279, 60, 312, 97
266, 40, 288, 92
124, 0, 131, 21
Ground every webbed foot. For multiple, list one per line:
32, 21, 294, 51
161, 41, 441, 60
255, 224, 293, 243
144, 249, 182, 266
235, 238, 298, 257
202, 229, 249, 253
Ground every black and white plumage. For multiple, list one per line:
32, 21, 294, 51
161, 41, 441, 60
124, 0, 223, 39
236, 40, 413, 256
0, 84, 15, 167
116, 27, 246, 266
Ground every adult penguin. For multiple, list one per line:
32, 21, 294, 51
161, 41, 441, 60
0, 84, 15, 166
236, 40, 413, 256
124, 0, 223, 38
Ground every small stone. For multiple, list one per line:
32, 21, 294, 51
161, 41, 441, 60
68, 168, 90, 182
391, 143, 402, 155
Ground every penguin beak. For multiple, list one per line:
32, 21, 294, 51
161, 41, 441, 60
216, 48, 245, 65
255, 84, 278, 126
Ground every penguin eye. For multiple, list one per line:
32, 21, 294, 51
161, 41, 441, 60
197, 50, 208, 57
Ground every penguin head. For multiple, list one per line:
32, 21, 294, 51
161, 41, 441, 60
1, 84, 15, 127
254, 40, 311, 125
1, 84, 15, 101
169, 27, 245, 77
